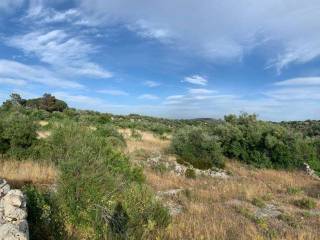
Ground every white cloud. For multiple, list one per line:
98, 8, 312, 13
188, 88, 215, 95
183, 75, 208, 86
0, 78, 27, 86
0, 0, 23, 12
54, 91, 105, 107
138, 94, 159, 100
274, 77, 320, 86
78, 0, 320, 70
7, 30, 112, 78
144, 80, 161, 87
98, 89, 129, 96
166, 95, 184, 100
265, 87, 320, 101
0, 59, 84, 89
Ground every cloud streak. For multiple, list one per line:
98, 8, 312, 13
0, 59, 84, 89
183, 75, 208, 86
7, 29, 112, 78
78, 0, 320, 71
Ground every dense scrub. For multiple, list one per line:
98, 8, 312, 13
0, 110, 37, 159
171, 114, 320, 174
171, 126, 225, 169
1, 93, 320, 238
33, 122, 170, 239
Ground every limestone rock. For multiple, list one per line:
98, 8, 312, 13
0, 180, 29, 240
0, 223, 28, 240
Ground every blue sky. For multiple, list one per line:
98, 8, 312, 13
1, 0, 320, 120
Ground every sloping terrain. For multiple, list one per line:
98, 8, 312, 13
124, 129, 320, 240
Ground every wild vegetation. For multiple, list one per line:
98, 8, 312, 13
0, 93, 319, 239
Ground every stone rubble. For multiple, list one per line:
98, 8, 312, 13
146, 153, 230, 179
156, 188, 185, 216
0, 179, 28, 240
303, 163, 320, 180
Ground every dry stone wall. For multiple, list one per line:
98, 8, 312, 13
0, 179, 29, 240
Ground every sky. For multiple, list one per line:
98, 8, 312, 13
1, 0, 320, 121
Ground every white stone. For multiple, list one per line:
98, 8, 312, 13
3, 205, 27, 221
2, 191, 24, 208
0, 223, 28, 240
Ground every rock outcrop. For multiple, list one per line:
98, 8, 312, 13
0, 179, 28, 240
146, 153, 230, 179
303, 163, 320, 180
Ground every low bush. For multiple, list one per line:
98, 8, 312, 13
95, 124, 126, 149
185, 168, 196, 179
211, 113, 320, 170
294, 198, 317, 209
43, 122, 170, 239
23, 185, 66, 240
0, 111, 37, 159
171, 126, 225, 169
251, 197, 266, 208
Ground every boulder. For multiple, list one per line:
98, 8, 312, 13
0, 223, 28, 240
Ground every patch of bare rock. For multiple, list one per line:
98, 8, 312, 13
0, 179, 28, 240
146, 152, 230, 179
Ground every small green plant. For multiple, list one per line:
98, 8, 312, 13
277, 213, 298, 227
287, 187, 303, 195
294, 198, 317, 209
23, 185, 67, 240
152, 162, 168, 175
251, 197, 266, 208
185, 168, 196, 179
131, 129, 142, 140
171, 126, 225, 169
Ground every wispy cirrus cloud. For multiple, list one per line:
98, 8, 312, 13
183, 75, 208, 86
274, 77, 320, 86
78, 0, 320, 71
188, 88, 215, 95
144, 80, 161, 87
98, 89, 129, 96
0, 59, 84, 89
6, 29, 112, 78
138, 94, 159, 100
0, 78, 27, 86
0, 0, 23, 12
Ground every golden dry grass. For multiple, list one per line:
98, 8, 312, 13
0, 159, 57, 187
128, 130, 320, 240
119, 128, 170, 154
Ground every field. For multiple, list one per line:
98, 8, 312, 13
0, 96, 320, 239
3, 127, 319, 239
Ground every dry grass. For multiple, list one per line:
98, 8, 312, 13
128, 130, 320, 240
119, 128, 170, 154
0, 159, 57, 187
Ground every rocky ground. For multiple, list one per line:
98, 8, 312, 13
125, 130, 320, 240
0, 179, 29, 240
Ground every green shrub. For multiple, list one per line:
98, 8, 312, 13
23, 185, 66, 240
251, 197, 266, 208
185, 168, 196, 179
151, 162, 168, 175
0, 111, 37, 159
96, 124, 126, 148
277, 213, 298, 227
294, 198, 317, 209
44, 122, 170, 239
287, 187, 303, 195
211, 113, 319, 170
171, 126, 225, 169
131, 129, 142, 140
